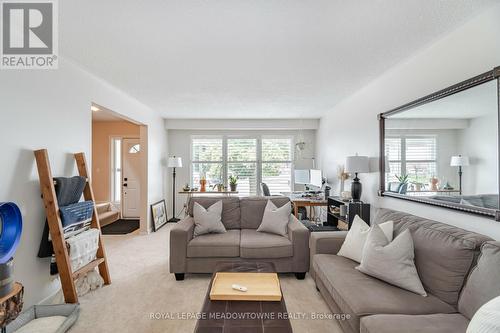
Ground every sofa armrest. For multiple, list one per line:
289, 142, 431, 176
288, 215, 310, 273
309, 231, 348, 256
169, 216, 195, 273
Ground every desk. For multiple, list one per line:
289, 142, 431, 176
178, 191, 239, 216
282, 192, 328, 220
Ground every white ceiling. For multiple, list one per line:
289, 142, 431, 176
60, 1, 497, 119
91, 104, 137, 122
92, 109, 126, 122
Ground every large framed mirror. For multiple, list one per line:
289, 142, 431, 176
379, 67, 500, 221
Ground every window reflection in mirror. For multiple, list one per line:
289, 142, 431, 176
384, 80, 498, 211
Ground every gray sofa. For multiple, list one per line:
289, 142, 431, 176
310, 208, 500, 333
430, 194, 499, 209
170, 196, 310, 280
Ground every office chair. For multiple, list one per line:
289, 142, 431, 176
261, 183, 271, 196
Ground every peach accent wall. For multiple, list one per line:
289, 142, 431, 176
92, 120, 140, 202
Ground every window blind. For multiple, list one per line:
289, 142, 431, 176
406, 137, 436, 161
227, 138, 257, 196
385, 136, 437, 186
190, 136, 294, 196
262, 138, 292, 194
192, 137, 223, 187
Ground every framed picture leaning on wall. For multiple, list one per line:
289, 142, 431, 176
151, 200, 168, 232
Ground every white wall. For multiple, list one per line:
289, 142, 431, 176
317, 5, 500, 239
459, 112, 498, 194
166, 129, 316, 218
0, 57, 167, 307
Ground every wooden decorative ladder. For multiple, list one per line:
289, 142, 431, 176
34, 149, 111, 303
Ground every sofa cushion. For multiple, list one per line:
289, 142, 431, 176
360, 314, 469, 333
338, 215, 393, 263
374, 208, 492, 306
459, 241, 500, 320
256, 200, 291, 236
240, 229, 292, 258
356, 226, 426, 296
193, 201, 226, 237
240, 197, 290, 229
313, 254, 456, 333
187, 230, 240, 258
188, 197, 241, 229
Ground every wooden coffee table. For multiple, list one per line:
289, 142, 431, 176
194, 262, 293, 333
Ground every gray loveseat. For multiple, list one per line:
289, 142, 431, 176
170, 196, 310, 280
310, 208, 500, 333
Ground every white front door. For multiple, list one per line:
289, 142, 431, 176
122, 138, 141, 218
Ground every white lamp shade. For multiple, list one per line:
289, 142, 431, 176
167, 156, 183, 168
467, 296, 500, 333
450, 155, 470, 167
345, 155, 370, 173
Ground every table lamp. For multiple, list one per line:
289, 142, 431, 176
450, 155, 469, 195
167, 156, 183, 222
345, 154, 370, 201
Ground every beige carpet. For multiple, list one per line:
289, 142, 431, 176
70, 224, 342, 333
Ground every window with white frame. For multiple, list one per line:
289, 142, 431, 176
227, 138, 257, 196
191, 137, 224, 189
385, 135, 437, 185
191, 135, 293, 195
261, 137, 293, 194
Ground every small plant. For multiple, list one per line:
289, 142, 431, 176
229, 175, 238, 185
229, 175, 238, 192
395, 174, 409, 184
211, 183, 224, 192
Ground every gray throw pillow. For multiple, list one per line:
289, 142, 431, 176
256, 200, 291, 236
356, 223, 427, 296
193, 201, 226, 237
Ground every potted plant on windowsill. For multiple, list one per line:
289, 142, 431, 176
229, 175, 238, 192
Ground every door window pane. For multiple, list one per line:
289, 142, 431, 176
111, 138, 122, 203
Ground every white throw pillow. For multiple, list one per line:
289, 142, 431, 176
356, 223, 427, 296
256, 200, 291, 236
337, 215, 393, 263
193, 201, 226, 237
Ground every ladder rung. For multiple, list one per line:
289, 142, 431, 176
53, 178, 88, 185
72, 258, 105, 281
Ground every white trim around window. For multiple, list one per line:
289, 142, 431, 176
190, 134, 295, 196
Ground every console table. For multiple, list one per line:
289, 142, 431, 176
178, 190, 239, 200
327, 196, 370, 229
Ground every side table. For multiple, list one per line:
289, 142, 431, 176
0, 282, 23, 333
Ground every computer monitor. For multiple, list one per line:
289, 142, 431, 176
294, 169, 310, 185
294, 169, 322, 188
309, 169, 322, 188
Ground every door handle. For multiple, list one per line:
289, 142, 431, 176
124, 178, 128, 181
123, 183, 128, 187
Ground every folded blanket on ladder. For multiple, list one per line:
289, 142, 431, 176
66, 228, 100, 272
38, 176, 88, 258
